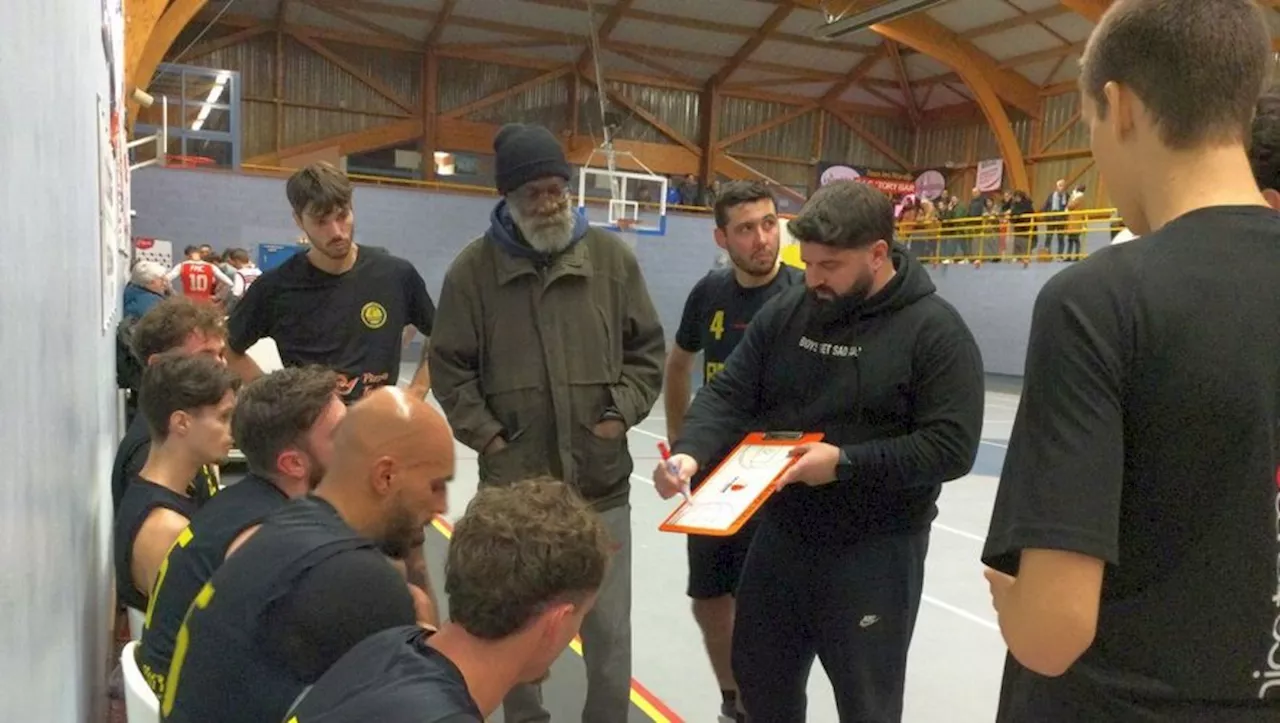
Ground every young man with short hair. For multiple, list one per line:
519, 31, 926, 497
981, 1, 1280, 720
112, 297, 229, 513
135, 365, 346, 697
113, 354, 239, 618
225, 162, 435, 403
663, 180, 802, 722
283, 478, 612, 723
159, 387, 454, 723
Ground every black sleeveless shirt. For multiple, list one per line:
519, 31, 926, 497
286, 626, 483, 723
136, 474, 289, 697
159, 496, 410, 723
114, 478, 197, 612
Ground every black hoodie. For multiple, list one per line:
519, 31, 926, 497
671, 247, 985, 545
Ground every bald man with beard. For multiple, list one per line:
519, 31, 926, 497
159, 387, 455, 723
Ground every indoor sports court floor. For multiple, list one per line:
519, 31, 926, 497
416, 366, 1023, 723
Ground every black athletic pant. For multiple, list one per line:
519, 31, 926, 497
732, 521, 929, 723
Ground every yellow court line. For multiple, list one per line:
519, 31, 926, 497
429, 517, 680, 723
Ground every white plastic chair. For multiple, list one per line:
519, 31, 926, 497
127, 607, 146, 640
120, 640, 160, 723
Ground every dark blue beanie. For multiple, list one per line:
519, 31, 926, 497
493, 123, 571, 196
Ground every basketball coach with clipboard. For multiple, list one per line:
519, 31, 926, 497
653, 180, 985, 723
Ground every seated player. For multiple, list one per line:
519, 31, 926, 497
135, 365, 345, 696
159, 386, 454, 723
113, 354, 239, 618
112, 297, 228, 514
284, 478, 612, 723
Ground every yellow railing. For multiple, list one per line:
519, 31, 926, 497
893, 209, 1119, 264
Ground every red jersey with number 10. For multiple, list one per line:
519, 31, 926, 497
179, 261, 219, 303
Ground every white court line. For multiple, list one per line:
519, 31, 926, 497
923, 594, 999, 631
932, 522, 986, 543
630, 426, 666, 442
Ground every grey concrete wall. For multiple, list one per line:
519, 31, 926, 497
0, 3, 118, 720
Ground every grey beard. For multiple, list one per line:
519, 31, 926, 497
510, 203, 576, 255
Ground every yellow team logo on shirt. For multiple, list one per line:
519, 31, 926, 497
360, 302, 387, 329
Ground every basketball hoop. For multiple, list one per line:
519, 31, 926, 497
616, 218, 638, 232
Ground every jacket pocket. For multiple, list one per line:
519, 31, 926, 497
571, 425, 633, 500
478, 441, 529, 487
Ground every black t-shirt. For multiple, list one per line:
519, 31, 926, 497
286, 626, 482, 723
227, 246, 435, 402
982, 206, 1280, 721
159, 496, 416, 723
114, 478, 197, 612
136, 474, 289, 697
675, 264, 804, 385
111, 413, 218, 513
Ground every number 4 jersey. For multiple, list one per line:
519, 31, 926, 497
674, 263, 804, 385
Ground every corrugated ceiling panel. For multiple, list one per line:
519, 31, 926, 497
608, 82, 701, 145
280, 108, 393, 149
323, 41, 420, 109
821, 112, 913, 171
467, 76, 572, 134
1039, 92, 1086, 153
240, 100, 277, 159
281, 36, 404, 116
437, 58, 543, 113
914, 124, 969, 168
738, 158, 816, 190
575, 84, 667, 145
179, 32, 275, 97
727, 110, 817, 160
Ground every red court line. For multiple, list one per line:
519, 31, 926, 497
429, 515, 684, 723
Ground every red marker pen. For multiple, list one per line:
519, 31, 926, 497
658, 441, 691, 503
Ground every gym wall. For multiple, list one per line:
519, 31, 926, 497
131, 167, 1083, 376
0, 2, 120, 721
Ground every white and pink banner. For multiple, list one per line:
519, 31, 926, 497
975, 159, 1004, 192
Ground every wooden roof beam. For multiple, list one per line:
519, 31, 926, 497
711, 4, 793, 86
425, 0, 457, 47
1059, 0, 1109, 22
792, 3, 1035, 189
884, 40, 920, 125
576, 0, 634, 72
128, 0, 212, 128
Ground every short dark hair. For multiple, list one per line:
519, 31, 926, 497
787, 180, 894, 249
1250, 88, 1280, 192
1080, 0, 1270, 149
446, 478, 611, 639
139, 352, 240, 441
713, 180, 775, 228
286, 162, 353, 218
232, 366, 340, 478
131, 297, 226, 363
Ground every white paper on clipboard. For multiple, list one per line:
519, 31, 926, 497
664, 443, 798, 532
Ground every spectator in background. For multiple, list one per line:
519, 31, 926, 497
1009, 190, 1036, 256
1041, 178, 1070, 251
1250, 87, 1280, 205
124, 261, 169, 320
680, 173, 700, 206
1061, 185, 1086, 258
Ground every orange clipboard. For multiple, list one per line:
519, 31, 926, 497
658, 431, 825, 537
